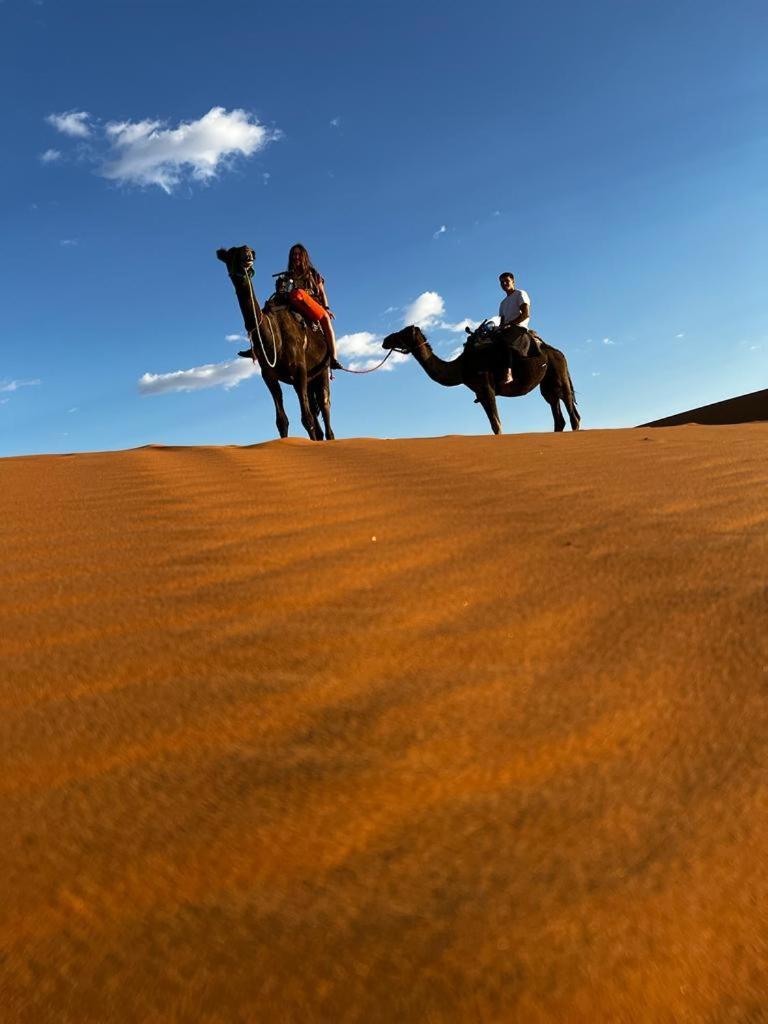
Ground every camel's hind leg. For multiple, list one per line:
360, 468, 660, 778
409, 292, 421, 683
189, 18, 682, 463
309, 384, 324, 440
313, 371, 335, 441
540, 353, 579, 432
563, 373, 581, 430
293, 368, 320, 440
541, 388, 567, 431
263, 374, 289, 438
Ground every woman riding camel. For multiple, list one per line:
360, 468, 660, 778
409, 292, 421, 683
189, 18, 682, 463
287, 243, 342, 370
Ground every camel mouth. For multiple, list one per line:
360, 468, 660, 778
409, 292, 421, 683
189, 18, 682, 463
382, 330, 411, 354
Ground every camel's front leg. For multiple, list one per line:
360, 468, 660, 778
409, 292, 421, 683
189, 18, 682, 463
313, 371, 335, 441
475, 374, 502, 435
293, 368, 320, 440
262, 373, 289, 438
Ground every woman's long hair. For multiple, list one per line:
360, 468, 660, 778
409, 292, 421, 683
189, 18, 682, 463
288, 243, 319, 288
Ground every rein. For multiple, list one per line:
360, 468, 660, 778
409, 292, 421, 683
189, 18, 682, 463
237, 270, 278, 369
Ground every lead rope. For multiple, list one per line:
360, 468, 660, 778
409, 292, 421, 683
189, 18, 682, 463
335, 350, 393, 374
243, 271, 278, 369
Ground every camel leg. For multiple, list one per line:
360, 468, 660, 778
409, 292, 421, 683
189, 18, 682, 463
263, 374, 290, 438
315, 371, 335, 441
540, 385, 566, 431
293, 368, 320, 440
563, 376, 581, 431
540, 352, 579, 431
309, 383, 324, 440
475, 374, 502, 435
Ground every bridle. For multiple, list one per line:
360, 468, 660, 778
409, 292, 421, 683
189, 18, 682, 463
229, 261, 278, 369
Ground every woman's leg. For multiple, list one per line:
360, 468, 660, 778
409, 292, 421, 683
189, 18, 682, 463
321, 313, 341, 367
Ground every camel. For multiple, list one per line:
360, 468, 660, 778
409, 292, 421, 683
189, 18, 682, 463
382, 325, 580, 433
216, 245, 334, 440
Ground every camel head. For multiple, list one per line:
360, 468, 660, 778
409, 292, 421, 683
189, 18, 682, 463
382, 325, 426, 354
216, 245, 255, 280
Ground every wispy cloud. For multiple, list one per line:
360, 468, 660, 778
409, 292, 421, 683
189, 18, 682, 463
59, 238, 78, 247
337, 332, 407, 372
40, 148, 62, 163
403, 291, 445, 328
225, 333, 248, 343
44, 106, 281, 194
675, 332, 685, 339
602, 337, 614, 346
433, 225, 447, 239
0, 378, 41, 393
139, 358, 258, 395
46, 110, 92, 138
330, 116, 341, 128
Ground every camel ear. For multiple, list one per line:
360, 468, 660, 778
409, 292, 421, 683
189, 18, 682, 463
216, 248, 229, 262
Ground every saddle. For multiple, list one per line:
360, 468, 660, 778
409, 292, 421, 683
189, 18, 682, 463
264, 295, 321, 329
465, 323, 541, 364
237, 299, 322, 359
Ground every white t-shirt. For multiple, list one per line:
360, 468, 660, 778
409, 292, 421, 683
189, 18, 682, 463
499, 288, 530, 328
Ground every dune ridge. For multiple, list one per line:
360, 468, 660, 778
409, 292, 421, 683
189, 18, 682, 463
1, 426, 767, 1022
641, 386, 768, 427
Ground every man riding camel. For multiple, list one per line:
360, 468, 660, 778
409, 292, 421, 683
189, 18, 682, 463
497, 272, 531, 385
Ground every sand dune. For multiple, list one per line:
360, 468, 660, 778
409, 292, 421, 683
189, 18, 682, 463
642, 386, 768, 427
2, 426, 767, 1022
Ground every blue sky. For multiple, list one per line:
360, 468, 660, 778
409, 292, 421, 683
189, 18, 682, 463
2, 0, 766, 456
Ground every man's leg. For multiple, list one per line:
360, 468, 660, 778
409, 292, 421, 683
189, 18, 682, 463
498, 326, 529, 385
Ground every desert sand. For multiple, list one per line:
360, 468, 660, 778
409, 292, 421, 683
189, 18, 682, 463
2, 424, 767, 1023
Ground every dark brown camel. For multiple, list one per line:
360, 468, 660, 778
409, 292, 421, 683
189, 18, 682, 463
216, 245, 334, 440
382, 325, 580, 433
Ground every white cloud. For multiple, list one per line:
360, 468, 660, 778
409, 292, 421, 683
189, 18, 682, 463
602, 337, 614, 345
433, 225, 447, 239
40, 148, 62, 163
225, 333, 248, 343
440, 317, 480, 333
675, 332, 685, 339
0, 378, 41, 393
330, 116, 341, 128
100, 107, 280, 192
60, 238, 78, 247
139, 358, 258, 395
403, 291, 445, 328
46, 110, 92, 138
337, 331, 407, 372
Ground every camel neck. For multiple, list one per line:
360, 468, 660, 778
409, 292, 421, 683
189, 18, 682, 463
411, 337, 464, 387
231, 273, 263, 334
